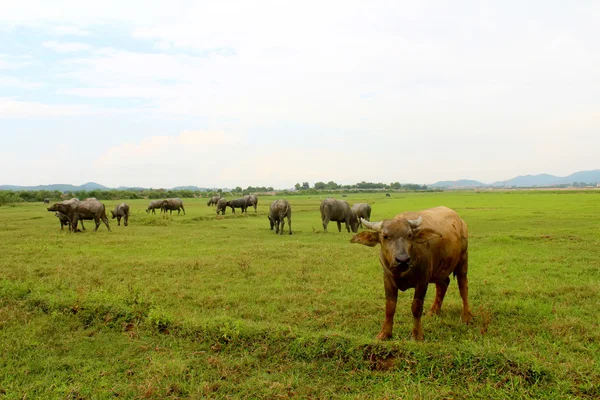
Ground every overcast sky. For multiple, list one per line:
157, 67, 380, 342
1, 1, 599, 188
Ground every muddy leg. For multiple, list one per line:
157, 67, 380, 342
377, 277, 398, 340
337, 221, 342, 232
456, 251, 472, 323
287, 216, 292, 235
411, 285, 428, 341
279, 219, 284, 235
429, 277, 450, 315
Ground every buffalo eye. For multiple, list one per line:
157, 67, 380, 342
382, 234, 389, 240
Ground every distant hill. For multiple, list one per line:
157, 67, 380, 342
0, 182, 109, 192
432, 169, 600, 188
171, 186, 209, 191
430, 179, 486, 189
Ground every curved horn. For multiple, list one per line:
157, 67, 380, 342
361, 218, 382, 231
407, 215, 422, 229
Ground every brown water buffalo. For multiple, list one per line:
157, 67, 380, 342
111, 202, 130, 226
227, 198, 248, 213
49, 199, 111, 232
268, 199, 292, 235
351, 203, 372, 228
162, 198, 185, 215
320, 198, 358, 233
146, 200, 163, 214
244, 194, 258, 212
43, 198, 50, 204
350, 206, 471, 341
207, 195, 221, 206
216, 198, 228, 215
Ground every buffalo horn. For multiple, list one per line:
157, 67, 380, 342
407, 216, 422, 229
361, 218, 382, 231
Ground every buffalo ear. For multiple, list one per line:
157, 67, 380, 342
413, 228, 442, 244
350, 231, 379, 247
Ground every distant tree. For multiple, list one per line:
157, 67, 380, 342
325, 181, 339, 190
314, 181, 326, 190
390, 182, 401, 189
235, 186, 242, 193
294, 183, 301, 191
267, 187, 274, 192
302, 182, 310, 190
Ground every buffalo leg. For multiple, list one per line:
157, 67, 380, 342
322, 217, 329, 232
377, 277, 398, 340
182, 206, 185, 215
94, 217, 101, 232
124, 214, 128, 226
287, 216, 292, 235
80, 220, 85, 230
411, 284, 428, 341
429, 277, 450, 315
117, 216, 121, 226
101, 215, 111, 232
279, 219, 284, 235
337, 221, 342, 232
345, 218, 350, 232
456, 252, 472, 323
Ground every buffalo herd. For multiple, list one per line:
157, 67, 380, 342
45, 193, 471, 341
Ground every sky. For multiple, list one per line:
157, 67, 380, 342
1, 1, 599, 189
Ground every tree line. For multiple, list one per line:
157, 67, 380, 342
294, 181, 428, 191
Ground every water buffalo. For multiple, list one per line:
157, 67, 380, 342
244, 194, 258, 212
207, 195, 221, 206
351, 203, 372, 228
47, 198, 85, 230
54, 211, 71, 230
227, 198, 248, 213
49, 199, 111, 232
320, 198, 358, 233
268, 199, 292, 235
161, 198, 185, 215
85, 197, 97, 201
111, 202, 130, 226
43, 198, 50, 204
146, 200, 163, 214
350, 206, 471, 341
386, 193, 391, 198
216, 198, 228, 215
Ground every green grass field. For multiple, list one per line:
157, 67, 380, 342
1, 191, 599, 398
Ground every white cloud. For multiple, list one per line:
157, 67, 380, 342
43, 40, 90, 53
0, 76, 44, 89
0, 98, 92, 118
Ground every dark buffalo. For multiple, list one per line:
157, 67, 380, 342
47, 198, 85, 230
268, 199, 292, 235
207, 195, 221, 206
111, 202, 130, 226
350, 206, 471, 341
386, 193, 391, 197
227, 198, 248, 213
43, 198, 50, 204
161, 198, 185, 215
146, 200, 163, 214
216, 198, 228, 215
244, 194, 258, 212
351, 203, 372, 228
320, 198, 358, 233
54, 211, 72, 230
49, 199, 111, 232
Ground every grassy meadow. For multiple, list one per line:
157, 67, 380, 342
0, 191, 599, 399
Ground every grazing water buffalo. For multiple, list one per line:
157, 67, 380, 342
386, 193, 391, 198
268, 199, 292, 235
111, 202, 130, 226
351, 203, 372, 228
350, 206, 471, 341
216, 198, 228, 215
227, 198, 248, 213
320, 198, 358, 233
146, 200, 163, 214
244, 194, 258, 212
49, 199, 111, 232
162, 198, 185, 215
43, 198, 50, 204
207, 196, 221, 206
54, 211, 71, 230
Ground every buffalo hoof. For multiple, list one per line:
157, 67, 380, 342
376, 331, 392, 341
461, 310, 473, 324
411, 328, 425, 341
